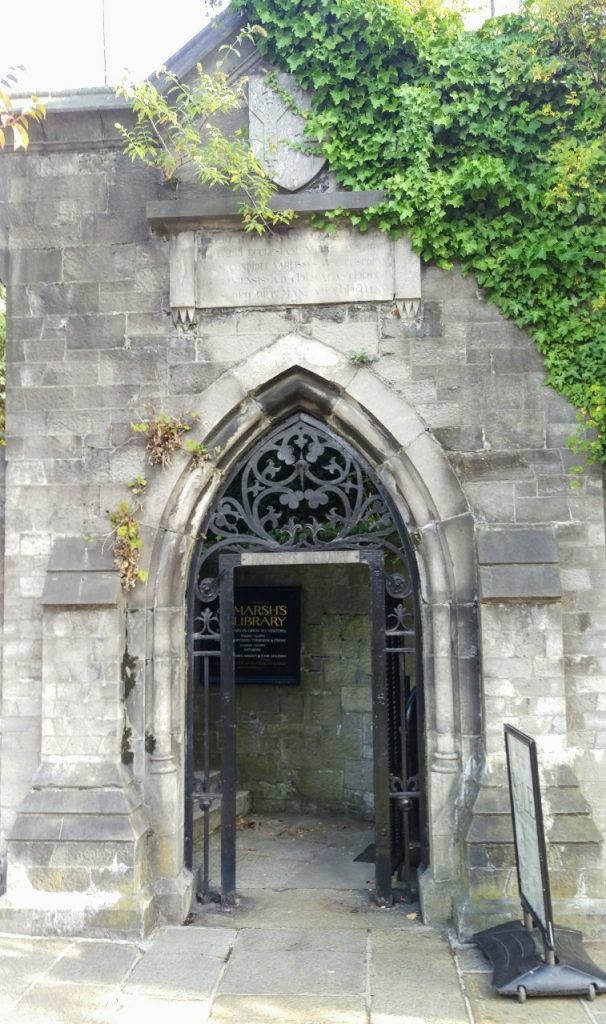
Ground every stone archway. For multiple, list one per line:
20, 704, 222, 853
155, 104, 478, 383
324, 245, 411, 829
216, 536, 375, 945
144, 336, 479, 926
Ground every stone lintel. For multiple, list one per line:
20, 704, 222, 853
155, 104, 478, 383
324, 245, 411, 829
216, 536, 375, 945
477, 526, 558, 565
479, 564, 561, 601
147, 190, 387, 231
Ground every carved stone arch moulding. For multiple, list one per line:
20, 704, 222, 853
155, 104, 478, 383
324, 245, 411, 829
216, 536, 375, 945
145, 351, 478, 923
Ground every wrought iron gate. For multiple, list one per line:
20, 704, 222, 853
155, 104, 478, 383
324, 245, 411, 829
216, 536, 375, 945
186, 413, 425, 904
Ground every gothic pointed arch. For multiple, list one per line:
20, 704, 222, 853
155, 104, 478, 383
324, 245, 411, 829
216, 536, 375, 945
143, 348, 479, 925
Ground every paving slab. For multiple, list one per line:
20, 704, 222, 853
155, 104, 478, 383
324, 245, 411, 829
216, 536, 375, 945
585, 944, 606, 1024
46, 940, 140, 985
203, 815, 375, 892
218, 927, 366, 996
370, 928, 469, 1024
209, 994, 367, 1023
218, 851, 319, 889
453, 940, 492, 974
463, 970, 596, 1023
5, 814, 604, 1024
231, 926, 367, 955
0, 936, 72, 1010
111, 993, 212, 1023
286, 845, 376, 889
193, 888, 419, 932
235, 833, 327, 860
124, 925, 235, 1000
3, 981, 118, 1024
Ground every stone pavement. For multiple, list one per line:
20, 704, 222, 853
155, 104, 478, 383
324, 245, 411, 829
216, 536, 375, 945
1, 911, 605, 1024
2, 812, 606, 1023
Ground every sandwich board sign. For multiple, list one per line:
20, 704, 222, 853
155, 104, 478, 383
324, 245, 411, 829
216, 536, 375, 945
504, 725, 555, 951
473, 725, 606, 1002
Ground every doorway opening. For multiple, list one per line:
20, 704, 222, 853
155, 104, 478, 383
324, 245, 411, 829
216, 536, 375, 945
185, 413, 425, 906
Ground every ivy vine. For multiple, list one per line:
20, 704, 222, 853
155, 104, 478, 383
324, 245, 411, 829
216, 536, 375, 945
237, 0, 606, 467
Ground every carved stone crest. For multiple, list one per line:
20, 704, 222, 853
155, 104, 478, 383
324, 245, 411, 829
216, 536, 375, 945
248, 73, 326, 192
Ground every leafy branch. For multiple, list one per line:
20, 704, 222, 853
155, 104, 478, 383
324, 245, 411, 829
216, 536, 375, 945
0, 68, 44, 150
115, 36, 294, 235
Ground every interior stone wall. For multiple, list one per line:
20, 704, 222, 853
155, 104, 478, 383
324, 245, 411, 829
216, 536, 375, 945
196, 564, 374, 818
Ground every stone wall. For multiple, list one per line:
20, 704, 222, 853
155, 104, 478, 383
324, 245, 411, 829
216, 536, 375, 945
0, 51, 605, 935
0, 448, 4, 892
197, 565, 374, 818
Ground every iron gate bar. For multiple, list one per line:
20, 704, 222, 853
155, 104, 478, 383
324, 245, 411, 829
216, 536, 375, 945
219, 558, 237, 899
201, 652, 212, 896
366, 550, 391, 903
187, 566, 222, 899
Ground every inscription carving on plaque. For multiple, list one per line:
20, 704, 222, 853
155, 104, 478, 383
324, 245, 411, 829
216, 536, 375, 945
168, 224, 421, 320
248, 74, 326, 192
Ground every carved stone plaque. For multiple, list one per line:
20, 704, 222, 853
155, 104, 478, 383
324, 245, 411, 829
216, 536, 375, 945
248, 73, 326, 192
185, 224, 420, 313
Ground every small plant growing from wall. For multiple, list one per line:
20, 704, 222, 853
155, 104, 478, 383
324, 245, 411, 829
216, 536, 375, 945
108, 412, 214, 591
130, 411, 211, 468
108, 495, 148, 591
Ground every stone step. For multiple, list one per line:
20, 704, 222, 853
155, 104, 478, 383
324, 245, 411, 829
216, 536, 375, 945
192, 788, 252, 848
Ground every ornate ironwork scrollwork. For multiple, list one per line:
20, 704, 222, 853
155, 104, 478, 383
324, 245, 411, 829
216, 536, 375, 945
203, 417, 401, 561
197, 576, 219, 603
386, 602, 415, 635
193, 604, 220, 641
385, 572, 412, 599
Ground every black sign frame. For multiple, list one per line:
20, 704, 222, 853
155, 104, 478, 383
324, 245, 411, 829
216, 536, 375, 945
222, 585, 301, 686
504, 724, 555, 950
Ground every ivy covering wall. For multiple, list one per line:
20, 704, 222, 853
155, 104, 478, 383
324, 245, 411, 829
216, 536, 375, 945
238, 0, 606, 467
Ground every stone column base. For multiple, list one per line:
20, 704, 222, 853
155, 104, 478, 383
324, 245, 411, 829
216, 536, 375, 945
456, 764, 605, 940
418, 867, 457, 927
155, 869, 195, 924
455, 897, 606, 941
0, 764, 157, 938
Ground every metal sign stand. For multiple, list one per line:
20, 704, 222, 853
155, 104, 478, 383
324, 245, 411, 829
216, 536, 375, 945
473, 726, 606, 1002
